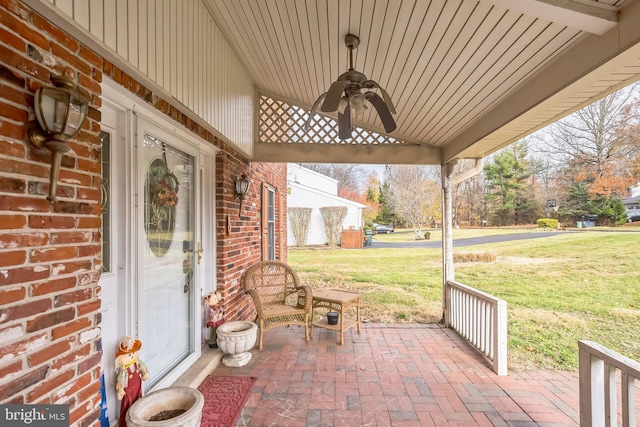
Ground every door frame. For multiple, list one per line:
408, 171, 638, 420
101, 78, 219, 391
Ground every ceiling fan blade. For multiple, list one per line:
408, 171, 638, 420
365, 92, 397, 133
304, 92, 327, 131
338, 105, 352, 139
364, 80, 396, 114
321, 80, 349, 112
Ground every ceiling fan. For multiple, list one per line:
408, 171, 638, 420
305, 34, 397, 139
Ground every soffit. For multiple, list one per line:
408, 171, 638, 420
205, 0, 640, 164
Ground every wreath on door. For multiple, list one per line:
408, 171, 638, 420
144, 157, 179, 257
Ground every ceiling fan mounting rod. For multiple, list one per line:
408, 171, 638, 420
345, 34, 359, 71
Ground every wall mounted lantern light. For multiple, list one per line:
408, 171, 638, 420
28, 75, 91, 202
235, 174, 250, 215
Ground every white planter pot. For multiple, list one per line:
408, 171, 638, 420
216, 321, 258, 367
126, 386, 204, 427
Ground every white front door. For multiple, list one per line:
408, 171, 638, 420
101, 80, 217, 414
136, 117, 199, 388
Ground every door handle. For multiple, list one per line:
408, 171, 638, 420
197, 242, 204, 265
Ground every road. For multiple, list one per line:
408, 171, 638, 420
370, 231, 565, 249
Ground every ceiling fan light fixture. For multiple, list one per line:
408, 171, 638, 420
307, 33, 397, 139
349, 93, 368, 116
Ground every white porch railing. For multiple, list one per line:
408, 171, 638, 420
445, 280, 508, 376
578, 340, 640, 426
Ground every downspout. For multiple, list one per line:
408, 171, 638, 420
441, 158, 484, 326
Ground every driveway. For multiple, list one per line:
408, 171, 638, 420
370, 231, 565, 249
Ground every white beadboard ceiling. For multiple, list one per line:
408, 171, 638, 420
205, 0, 640, 165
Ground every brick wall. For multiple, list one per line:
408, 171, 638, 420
0, 1, 104, 426
0, 1, 287, 426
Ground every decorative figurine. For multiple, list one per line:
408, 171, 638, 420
205, 291, 225, 348
115, 336, 149, 427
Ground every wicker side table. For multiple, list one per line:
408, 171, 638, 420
310, 289, 361, 345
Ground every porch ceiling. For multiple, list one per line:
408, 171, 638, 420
205, 0, 640, 165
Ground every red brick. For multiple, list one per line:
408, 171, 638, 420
76, 157, 100, 174
50, 231, 91, 245
70, 402, 99, 427
76, 187, 100, 202
0, 214, 26, 229
78, 271, 100, 286
28, 215, 76, 229
28, 180, 75, 199
77, 244, 100, 258
26, 306, 74, 332
0, 99, 28, 121
77, 351, 101, 375
31, 276, 76, 296
58, 169, 93, 187
50, 343, 91, 372
30, 245, 76, 262
27, 369, 75, 401
0, 117, 25, 139
0, 359, 22, 380
32, 12, 78, 52
54, 371, 92, 401
0, 232, 49, 249
0, 265, 50, 286
0, 297, 51, 322
53, 259, 92, 275
77, 376, 101, 403
52, 200, 94, 215
0, 249, 26, 267
0, 138, 27, 158
0, 81, 30, 106
0, 9, 49, 50
0, 330, 45, 358
0, 44, 49, 82
51, 42, 91, 76
0, 157, 49, 177
77, 217, 101, 229
53, 288, 92, 307
78, 45, 101, 69
0, 26, 24, 51
0, 176, 26, 193
78, 73, 101, 97
0, 365, 48, 401
77, 299, 100, 316
0, 195, 51, 212
28, 337, 74, 367
0, 286, 25, 304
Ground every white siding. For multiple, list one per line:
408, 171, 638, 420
287, 164, 338, 195
287, 182, 364, 247
44, 0, 254, 157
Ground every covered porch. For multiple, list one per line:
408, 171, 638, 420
211, 324, 579, 426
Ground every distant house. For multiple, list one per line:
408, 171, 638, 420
287, 164, 366, 246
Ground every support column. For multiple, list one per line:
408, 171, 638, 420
441, 161, 456, 327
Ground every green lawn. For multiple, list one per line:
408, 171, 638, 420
289, 229, 640, 371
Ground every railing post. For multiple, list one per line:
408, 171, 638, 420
494, 300, 507, 376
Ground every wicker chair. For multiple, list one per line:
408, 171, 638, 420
242, 261, 312, 350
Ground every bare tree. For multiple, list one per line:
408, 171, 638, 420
452, 160, 486, 226
533, 86, 639, 181
288, 207, 312, 247
385, 165, 440, 238
319, 206, 347, 247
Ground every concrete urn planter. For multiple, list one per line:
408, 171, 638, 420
126, 386, 204, 427
216, 320, 258, 367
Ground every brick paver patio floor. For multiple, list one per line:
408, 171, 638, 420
214, 323, 579, 426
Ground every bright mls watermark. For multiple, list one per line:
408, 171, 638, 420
1, 404, 68, 427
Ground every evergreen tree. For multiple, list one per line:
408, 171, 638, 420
484, 142, 537, 225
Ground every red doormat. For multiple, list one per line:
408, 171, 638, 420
197, 375, 256, 427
